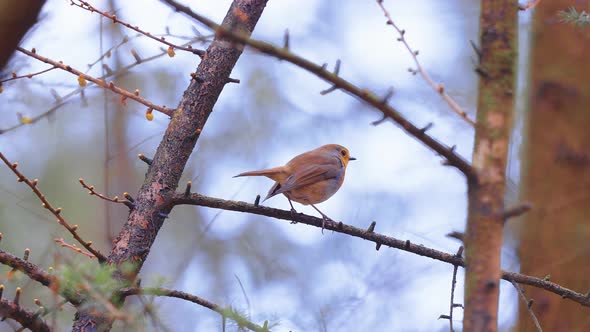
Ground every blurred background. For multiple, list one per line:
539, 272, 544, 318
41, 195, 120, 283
0, 0, 534, 331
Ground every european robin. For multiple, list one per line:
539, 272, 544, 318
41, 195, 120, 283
234, 144, 356, 232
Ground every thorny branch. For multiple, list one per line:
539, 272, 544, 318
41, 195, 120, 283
0, 152, 106, 262
161, 0, 477, 180
170, 191, 590, 309
438, 246, 464, 332
16, 47, 174, 117
375, 0, 476, 126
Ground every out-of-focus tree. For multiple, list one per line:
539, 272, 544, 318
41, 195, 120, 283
518, 1, 590, 331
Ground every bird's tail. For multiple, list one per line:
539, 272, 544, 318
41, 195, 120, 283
233, 167, 286, 181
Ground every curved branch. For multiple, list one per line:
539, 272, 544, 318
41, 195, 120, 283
161, 0, 477, 181
170, 192, 590, 309
120, 287, 268, 332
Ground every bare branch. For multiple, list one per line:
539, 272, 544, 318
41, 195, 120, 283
0, 249, 81, 305
70, 1, 205, 57
375, 1, 475, 126
511, 281, 543, 332
170, 191, 590, 308
160, 0, 477, 180
15, 47, 174, 117
0, 298, 50, 332
0, 152, 106, 262
78, 178, 134, 209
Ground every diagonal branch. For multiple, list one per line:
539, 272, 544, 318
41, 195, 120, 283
0, 249, 82, 305
375, 0, 475, 126
170, 191, 590, 309
161, 0, 477, 181
70, 1, 270, 331
15, 47, 174, 117
0, 298, 50, 332
0, 152, 106, 262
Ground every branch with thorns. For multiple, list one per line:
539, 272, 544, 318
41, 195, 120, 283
70, 0, 205, 58
0, 152, 106, 262
168, 189, 590, 309
376, 0, 475, 126
161, 0, 477, 180
15, 47, 174, 117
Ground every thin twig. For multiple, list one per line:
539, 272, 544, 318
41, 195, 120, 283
78, 178, 134, 208
1, 36, 206, 135
448, 246, 464, 332
71, 0, 205, 57
16, 47, 174, 117
511, 281, 543, 332
0, 152, 106, 262
119, 287, 268, 332
54, 238, 95, 258
376, 1, 475, 126
0, 66, 58, 84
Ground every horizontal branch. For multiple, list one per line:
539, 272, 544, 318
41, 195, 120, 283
162, 0, 477, 180
170, 192, 590, 308
120, 287, 268, 332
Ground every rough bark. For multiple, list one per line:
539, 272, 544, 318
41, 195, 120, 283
70, 1, 269, 330
464, 1, 518, 331
517, 2, 590, 331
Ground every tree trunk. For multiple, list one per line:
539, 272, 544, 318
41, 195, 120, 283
71, 0, 269, 330
464, 1, 517, 331
518, 2, 590, 331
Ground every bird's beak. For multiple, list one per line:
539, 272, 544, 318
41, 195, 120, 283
349, 157, 357, 161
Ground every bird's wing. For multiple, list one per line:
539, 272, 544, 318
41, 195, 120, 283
272, 164, 340, 196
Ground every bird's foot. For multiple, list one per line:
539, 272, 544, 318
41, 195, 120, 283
320, 215, 334, 235
290, 208, 298, 224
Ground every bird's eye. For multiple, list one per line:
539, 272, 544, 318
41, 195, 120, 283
340, 150, 346, 156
